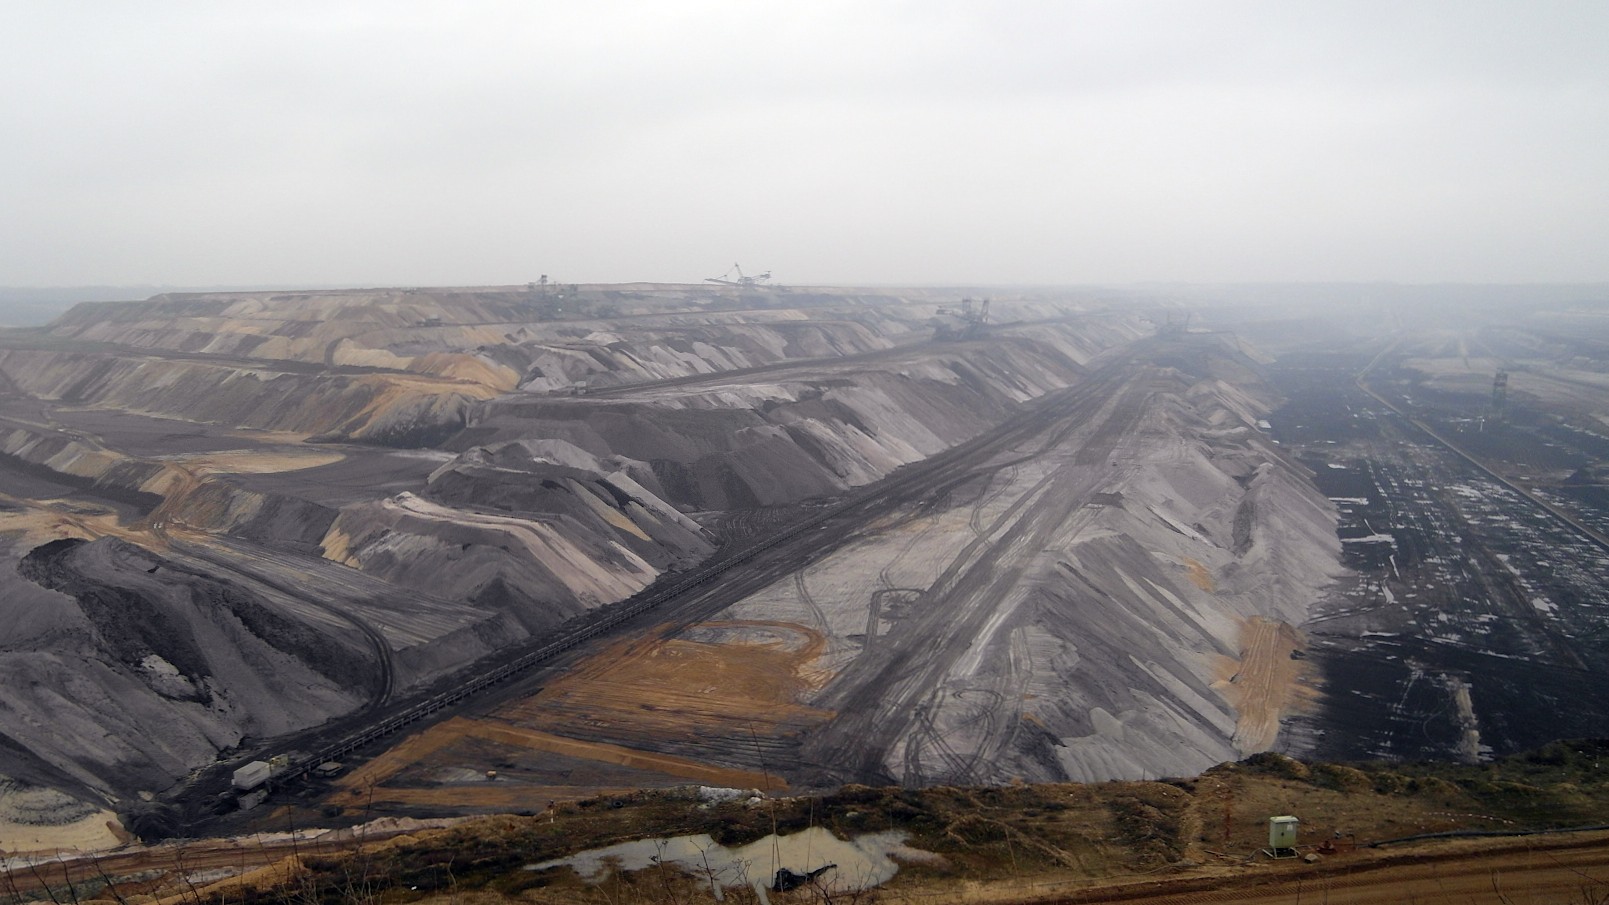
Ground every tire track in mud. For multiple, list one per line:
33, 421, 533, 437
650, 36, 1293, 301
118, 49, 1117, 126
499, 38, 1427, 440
864, 590, 885, 653
900, 687, 982, 786
907, 683, 1018, 787
952, 688, 1007, 784
877, 516, 938, 591
963, 626, 1034, 783
970, 462, 1021, 540
915, 691, 977, 783
792, 571, 829, 633
867, 505, 951, 653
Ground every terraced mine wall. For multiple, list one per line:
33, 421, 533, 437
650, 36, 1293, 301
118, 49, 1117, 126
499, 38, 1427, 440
451, 334, 1114, 508
648, 341, 1345, 788
0, 286, 1162, 821
0, 347, 496, 444
249, 336, 1351, 820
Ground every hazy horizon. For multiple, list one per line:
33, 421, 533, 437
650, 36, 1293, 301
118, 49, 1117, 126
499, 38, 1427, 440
4, 279, 1607, 331
4, 2, 1607, 288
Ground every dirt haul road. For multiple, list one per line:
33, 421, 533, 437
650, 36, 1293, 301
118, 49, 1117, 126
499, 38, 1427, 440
1025, 834, 1609, 904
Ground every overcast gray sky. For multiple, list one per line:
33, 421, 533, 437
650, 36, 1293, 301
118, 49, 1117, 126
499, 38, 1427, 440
3, 1, 1606, 288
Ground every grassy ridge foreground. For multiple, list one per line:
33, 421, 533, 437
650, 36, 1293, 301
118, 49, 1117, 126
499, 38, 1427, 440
21, 740, 1609, 904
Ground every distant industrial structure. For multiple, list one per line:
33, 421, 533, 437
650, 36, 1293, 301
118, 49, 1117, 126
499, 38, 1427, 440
1158, 311, 1192, 337
931, 297, 991, 340
705, 263, 772, 288
1490, 369, 1510, 424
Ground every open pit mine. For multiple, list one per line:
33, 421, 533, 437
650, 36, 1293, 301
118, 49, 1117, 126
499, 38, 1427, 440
0, 283, 1346, 845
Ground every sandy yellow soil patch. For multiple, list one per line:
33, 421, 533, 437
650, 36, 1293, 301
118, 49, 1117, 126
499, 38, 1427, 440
338, 784, 647, 812
0, 494, 157, 548
0, 809, 124, 856
500, 621, 833, 743
355, 372, 501, 398
1182, 557, 1215, 592
415, 352, 521, 392
333, 718, 472, 796
1210, 618, 1311, 755
325, 714, 779, 815
228, 427, 317, 444
322, 622, 833, 813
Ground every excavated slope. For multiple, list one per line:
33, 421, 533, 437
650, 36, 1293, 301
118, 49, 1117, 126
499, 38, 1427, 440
35, 286, 938, 401
276, 337, 1347, 815
0, 347, 496, 445
0, 286, 1154, 820
457, 330, 1130, 509
714, 340, 1344, 786
5, 537, 371, 795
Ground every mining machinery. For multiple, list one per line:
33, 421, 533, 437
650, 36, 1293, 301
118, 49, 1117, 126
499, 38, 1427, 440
706, 263, 772, 288
931, 297, 991, 340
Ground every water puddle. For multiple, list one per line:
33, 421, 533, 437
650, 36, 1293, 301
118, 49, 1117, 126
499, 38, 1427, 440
527, 825, 939, 903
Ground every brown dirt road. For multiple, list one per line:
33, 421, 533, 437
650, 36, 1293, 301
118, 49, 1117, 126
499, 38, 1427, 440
15, 828, 1609, 905
1000, 833, 1609, 905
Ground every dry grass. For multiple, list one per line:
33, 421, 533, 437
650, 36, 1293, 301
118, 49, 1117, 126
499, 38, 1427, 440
193, 743, 1609, 904
18, 745, 1609, 905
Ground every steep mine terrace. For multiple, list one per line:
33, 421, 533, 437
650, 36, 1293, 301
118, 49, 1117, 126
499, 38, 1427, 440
0, 285, 1337, 845
196, 334, 1339, 831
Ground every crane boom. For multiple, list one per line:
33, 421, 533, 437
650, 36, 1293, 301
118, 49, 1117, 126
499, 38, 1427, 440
705, 263, 772, 287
